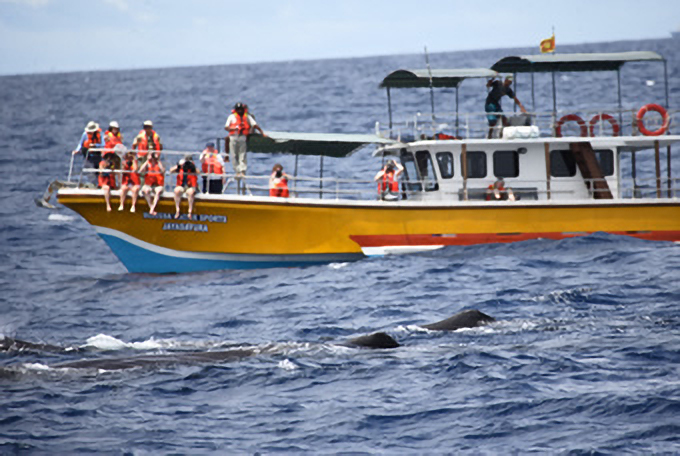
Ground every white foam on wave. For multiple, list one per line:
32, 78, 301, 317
81, 334, 210, 351
84, 334, 128, 350
22, 363, 51, 371
278, 359, 298, 371
328, 262, 349, 269
48, 214, 74, 222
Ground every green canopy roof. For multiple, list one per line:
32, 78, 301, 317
379, 68, 498, 89
491, 51, 665, 73
247, 131, 396, 158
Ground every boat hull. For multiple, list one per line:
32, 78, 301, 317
58, 190, 680, 273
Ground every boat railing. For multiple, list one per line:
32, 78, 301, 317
376, 107, 678, 141
66, 149, 679, 203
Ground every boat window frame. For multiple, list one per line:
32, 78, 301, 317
493, 150, 520, 178
550, 149, 577, 177
436, 151, 454, 179
462, 151, 487, 179
399, 149, 422, 192
593, 149, 614, 176
415, 150, 439, 192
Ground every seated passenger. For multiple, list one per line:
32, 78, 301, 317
98, 153, 118, 212
119, 150, 141, 213
269, 163, 289, 198
170, 155, 198, 219
486, 178, 516, 201
138, 152, 165, 215
199, 142, 225, 194
374, 160, 403, 201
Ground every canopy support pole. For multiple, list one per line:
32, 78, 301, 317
461, 143, 468, 201
667, 145, 672, 198
319, 155, 324, 199
632, 152, 637, 197
655, 140, 661, 198
531, 71, 535, 113
387, 87, 393, 133
617, 68, 623, 133
663, 60, 669, 109
544, 142, 551, 200
551, 71, 557, 135
513, 72, 517, 112
455, 87, 459, 138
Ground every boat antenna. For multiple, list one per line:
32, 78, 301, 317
424, 46, 436, 130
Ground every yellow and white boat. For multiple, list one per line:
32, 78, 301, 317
50, 51, 680, 273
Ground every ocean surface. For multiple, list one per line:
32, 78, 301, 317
1, 38, 680, 454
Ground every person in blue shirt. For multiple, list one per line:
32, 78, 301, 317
485, 76, 526, 138
72, 121, 106, 184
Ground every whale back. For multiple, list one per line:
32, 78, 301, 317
421, 309, 495, 331
347, 332, 400, 349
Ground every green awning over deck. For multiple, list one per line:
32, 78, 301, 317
247, 131, 396, 158
379, 68, 498, 89
491, 51, 665, 73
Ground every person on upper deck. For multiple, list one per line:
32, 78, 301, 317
170, 155, 198, 219
104, 121, 123, 151
132, 120, 163, 160
224, 102, 264, 178
485, 76, 527, 139
374, 159, 404, 201
138, 152, 165, 215
72, 121, 106, 184
269, 164, 289, 198
199, 142, 226, 194
486, 178, 516, 201
118, 150, 141, 213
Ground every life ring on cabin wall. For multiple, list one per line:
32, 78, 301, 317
636, 103, 669, 136
588, 113, 620, 137
555, 114, 587, 138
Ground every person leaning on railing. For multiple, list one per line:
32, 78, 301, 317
485, 76, 527, 139
72, 121, 105, 185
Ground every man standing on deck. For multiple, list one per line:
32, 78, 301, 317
72, 121, 105, 185
224, 102, 264, 178
485, 76, 527, 138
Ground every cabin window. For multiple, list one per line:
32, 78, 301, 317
594, 149, 614, 176
400, 151, 422, 192
462, 151, 487, 178
550, 150, 577, 177
493, 150, 520, 178
436, 152, 454, 179
415, 150, 439, 192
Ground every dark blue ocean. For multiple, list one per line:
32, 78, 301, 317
2, 38, 680, 454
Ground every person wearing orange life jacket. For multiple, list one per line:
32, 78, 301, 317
199, 142, 226, 194
104, 121, 123, 153
132, 120, 163, 160
374, 159, 404, 201
138, 152, 165, 215
269, 164, 289, 198
98, 153, 118, 212
72, 121, 106, 185
169, 155, 198, 219
486, 178, 516, 201
224, 102, 265, 177
118, 150, 141, 213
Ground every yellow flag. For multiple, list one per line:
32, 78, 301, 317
540, 34, 555, 53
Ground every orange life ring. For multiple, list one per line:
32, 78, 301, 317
589, 113, 620, 137
555, 114, 587, 138
637, 104, 669, 136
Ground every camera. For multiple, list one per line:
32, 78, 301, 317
275, 170, 282, 178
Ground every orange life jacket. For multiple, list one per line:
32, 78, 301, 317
201, 153, 224, 175
486, 183, 506, 201
98, 160, 116, 189
176, 165, 198, 188
104, 130, 122, 150
122, 160, 140, 186
378, 170, 399, 193
145, 160, 164, 187
227, 111, 251, 136
269, 178, 289, 198
83, 129, 102, 149
134, 129, 161, 156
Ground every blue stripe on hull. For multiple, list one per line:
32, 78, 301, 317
98, 233, 361, 273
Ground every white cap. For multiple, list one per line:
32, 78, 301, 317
109, 121, 119, 129
85, 121, 99, 133
143, 120, 153, 127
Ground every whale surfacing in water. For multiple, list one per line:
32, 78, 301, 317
421, 310, 495, 331
347, 332, 400, 349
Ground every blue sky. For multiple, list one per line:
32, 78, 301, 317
1, 0, 679, 75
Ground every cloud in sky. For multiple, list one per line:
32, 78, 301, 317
0, 0, 679, 75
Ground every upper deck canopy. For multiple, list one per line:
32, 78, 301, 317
247, 131, 396, 158
491, 51, 665, 73
379, 68, 498, 89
